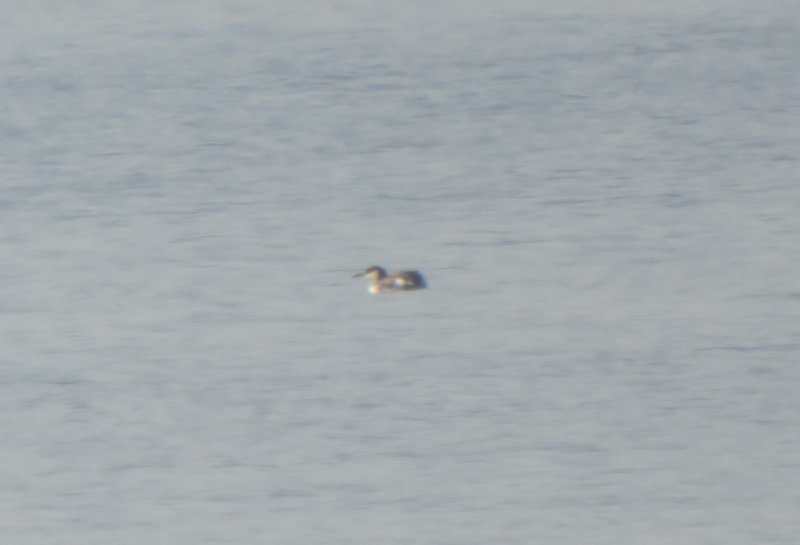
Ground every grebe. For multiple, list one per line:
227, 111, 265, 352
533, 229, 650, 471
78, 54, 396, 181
353, 266, 427, 294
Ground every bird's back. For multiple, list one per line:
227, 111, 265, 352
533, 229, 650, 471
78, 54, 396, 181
387, 270, 426, 290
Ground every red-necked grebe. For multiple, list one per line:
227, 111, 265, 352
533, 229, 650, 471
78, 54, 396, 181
353, 266, 427, 294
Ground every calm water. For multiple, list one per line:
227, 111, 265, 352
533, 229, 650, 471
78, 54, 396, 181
2, 1, 799, 543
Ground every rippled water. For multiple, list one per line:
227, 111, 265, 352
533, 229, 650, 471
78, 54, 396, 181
2, 1, 799, 543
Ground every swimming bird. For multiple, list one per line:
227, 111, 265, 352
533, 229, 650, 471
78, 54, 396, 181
353, 266, 427, 294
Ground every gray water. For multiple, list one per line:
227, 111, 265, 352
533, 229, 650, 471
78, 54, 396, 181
2, 1, 800, 543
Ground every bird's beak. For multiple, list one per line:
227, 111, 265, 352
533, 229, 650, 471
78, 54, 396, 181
353, 271, 364, 278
